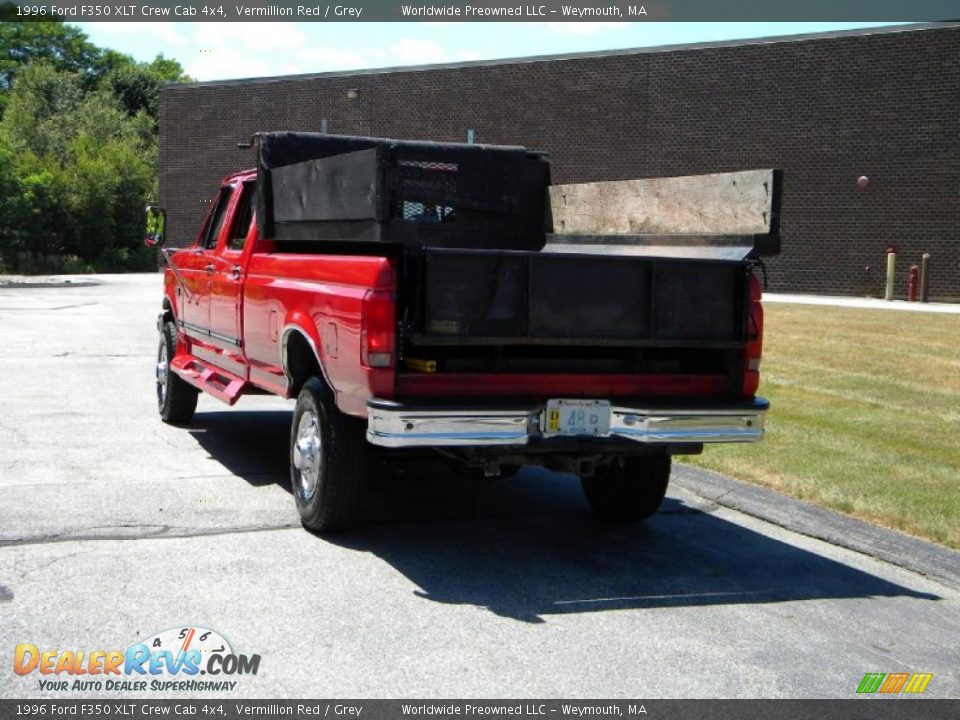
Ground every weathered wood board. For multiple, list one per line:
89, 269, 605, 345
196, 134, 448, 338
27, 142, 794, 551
548, 169, 776, 235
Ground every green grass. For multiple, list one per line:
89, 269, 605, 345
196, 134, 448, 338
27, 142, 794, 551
686, 303, 960, 548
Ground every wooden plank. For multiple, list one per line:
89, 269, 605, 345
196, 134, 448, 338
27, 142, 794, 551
548, 169, 775, 236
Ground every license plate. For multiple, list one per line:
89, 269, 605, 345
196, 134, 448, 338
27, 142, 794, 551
543, 399, 611, 437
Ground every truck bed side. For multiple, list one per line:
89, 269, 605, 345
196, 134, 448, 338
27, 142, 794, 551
241, 251, 396, 416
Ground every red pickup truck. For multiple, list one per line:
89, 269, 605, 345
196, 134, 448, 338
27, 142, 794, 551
148, 133, 778, 532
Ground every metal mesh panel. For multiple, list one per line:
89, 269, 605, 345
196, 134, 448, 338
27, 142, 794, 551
397, 160, 458, 173
392, 160, 459, 215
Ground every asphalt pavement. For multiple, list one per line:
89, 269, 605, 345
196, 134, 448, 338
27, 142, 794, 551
0, 274, 958, 698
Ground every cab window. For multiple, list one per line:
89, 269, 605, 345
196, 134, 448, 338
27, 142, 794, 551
202, 186, 234, 249
226, 181, 256, 252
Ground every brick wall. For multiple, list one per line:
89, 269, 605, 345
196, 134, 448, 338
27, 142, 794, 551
159, 24, 960, 300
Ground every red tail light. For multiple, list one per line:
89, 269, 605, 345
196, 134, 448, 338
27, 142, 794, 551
361, 290, 396, 369
742, 271, 763, 398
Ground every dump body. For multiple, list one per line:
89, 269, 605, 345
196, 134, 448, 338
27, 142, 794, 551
162, 201, 761, 414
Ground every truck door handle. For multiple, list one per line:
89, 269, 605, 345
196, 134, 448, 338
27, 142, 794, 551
231, 265, 242, 279
204, 263, 215, 273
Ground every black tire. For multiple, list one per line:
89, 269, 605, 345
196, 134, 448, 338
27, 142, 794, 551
157, 320, 198, 425
290, 377, 368, 533
580, 454, 671, 522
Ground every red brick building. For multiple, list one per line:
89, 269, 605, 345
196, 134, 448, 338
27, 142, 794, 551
159, 23, 960, 299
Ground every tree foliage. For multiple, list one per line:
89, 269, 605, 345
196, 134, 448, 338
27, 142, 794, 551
0, 21, 189, 273
0, 20, 99, 94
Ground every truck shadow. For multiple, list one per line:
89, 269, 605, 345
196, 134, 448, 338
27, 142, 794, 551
345, 468, 940, 622
188, 410, 293, 491
188, 409, 939, 623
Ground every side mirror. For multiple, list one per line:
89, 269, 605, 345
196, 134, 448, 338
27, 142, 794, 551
144, 206, 167, 248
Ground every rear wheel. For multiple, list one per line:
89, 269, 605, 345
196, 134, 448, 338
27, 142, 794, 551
290, 377, 368, 533
580, 454, 671, 521
157, 320, 198, 425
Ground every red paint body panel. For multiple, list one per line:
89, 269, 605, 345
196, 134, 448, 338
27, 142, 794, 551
243, 252, 396, 415
163, 169, 401, 417
163, 169, 762, 419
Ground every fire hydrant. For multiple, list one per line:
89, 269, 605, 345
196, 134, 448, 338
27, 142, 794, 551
907, 264, 919, 302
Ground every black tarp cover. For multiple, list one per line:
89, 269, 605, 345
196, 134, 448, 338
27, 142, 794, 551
256, 132, 551, 248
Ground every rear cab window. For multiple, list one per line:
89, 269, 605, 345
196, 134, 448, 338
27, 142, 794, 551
225, 180, 256, 253
202, 186, 234, 250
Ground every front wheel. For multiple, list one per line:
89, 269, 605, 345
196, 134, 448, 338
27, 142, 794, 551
157, 320, 198, 425
290, 377, 368, 533
580, 454, 671, 522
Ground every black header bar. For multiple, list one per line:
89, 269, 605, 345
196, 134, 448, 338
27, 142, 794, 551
3, 0, 960, 21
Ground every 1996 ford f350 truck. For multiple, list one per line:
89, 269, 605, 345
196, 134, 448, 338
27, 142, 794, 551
146, 132, 781, 532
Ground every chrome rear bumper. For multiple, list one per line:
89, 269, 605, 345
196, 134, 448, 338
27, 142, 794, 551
366, 398, 768, 449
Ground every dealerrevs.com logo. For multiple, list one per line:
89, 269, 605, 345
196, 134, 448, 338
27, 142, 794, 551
13, 626, 261, 692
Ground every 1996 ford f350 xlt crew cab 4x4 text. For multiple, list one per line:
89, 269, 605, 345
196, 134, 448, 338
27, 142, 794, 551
146, 133, 781, 532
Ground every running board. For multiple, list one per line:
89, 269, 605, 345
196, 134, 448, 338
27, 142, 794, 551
170, 355, 246, 406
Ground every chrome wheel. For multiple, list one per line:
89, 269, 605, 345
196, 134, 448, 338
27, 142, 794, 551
293, 410, 322, 499
156, 339, 168, 408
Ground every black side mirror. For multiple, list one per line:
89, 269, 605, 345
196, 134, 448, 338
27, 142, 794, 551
144, 206, 167, 248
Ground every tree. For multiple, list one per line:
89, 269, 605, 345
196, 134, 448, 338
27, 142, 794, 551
0, 145, 70, 270
0, 23, 188, 273
0, 21, 189, 115
98, 52, 190, 119
1, 61, 84, 162
0, 21, 99, 112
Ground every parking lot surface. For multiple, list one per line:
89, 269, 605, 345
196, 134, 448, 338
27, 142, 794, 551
1, 274, 958, 698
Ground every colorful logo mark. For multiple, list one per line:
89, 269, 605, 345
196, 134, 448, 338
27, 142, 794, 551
13, 626, 261, 692
857, 672, 933, 694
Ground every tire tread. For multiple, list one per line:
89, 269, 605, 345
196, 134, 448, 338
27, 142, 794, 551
159, 321, 198, 425
292, 377, 368, 532
580, 454, 671, 522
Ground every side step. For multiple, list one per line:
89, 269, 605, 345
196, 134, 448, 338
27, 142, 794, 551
170, 355, 246, 406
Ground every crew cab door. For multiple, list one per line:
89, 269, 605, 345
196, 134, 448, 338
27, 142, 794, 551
208, 179, 256, 362
179, 185, 234, 342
